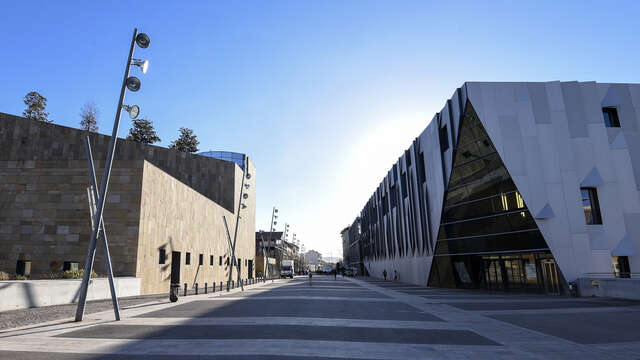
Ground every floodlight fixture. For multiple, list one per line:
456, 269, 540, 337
244, 184, 250, 189
246, 173, 252, 179
126, 76, 141, 92
131, 59, 149, 74
135, 33, 150, 48
122, 104, 139, 119
241, 204, 247, 209
273, 221, 277, 225
243, 193, 249, 199
274, 209, 278, 213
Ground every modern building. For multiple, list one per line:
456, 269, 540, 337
341, 218, 364, 275
0, 113, 256, 294
349, 81, 640, 294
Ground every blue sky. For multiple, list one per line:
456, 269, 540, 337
2, 1, 639, 258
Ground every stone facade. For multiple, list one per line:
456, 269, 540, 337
0, 112, 256, 294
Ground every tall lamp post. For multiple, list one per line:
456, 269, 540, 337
75, 28, 151, 322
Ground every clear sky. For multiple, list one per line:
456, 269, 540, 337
1, 1, 639, 258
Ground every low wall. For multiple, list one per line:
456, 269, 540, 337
0, 277, 141, 312
578, 277, 640, 300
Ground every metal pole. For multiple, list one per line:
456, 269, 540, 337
84, 135, 120, 320
223, 216, 243, 291
226, 156, 247, 289
76, 28, 137, 322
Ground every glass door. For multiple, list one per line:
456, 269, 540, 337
541, 259, 560, 295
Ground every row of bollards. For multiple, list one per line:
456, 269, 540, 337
171, 277, 265, 302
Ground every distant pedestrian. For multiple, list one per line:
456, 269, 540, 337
308, 272, 313, 286
394, 270, 398, 281
383, 269, 387, 281
334, 269, 337, 280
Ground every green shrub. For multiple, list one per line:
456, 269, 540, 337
61, 269, 98, 279
14, 274, 27, 280
0, 271, 9, 281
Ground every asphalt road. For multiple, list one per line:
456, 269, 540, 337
1, 275, 639, 359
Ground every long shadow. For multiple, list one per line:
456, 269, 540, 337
38, 276, 470, 359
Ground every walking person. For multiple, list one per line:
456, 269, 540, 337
383, 269, 387, 281
394, 270, 398, 281
308, 271, 312, 286
334, 268, 337, 280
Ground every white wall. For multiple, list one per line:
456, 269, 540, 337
0, 277, 140, 312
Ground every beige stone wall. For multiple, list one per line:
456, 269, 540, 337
136, 160, 256, 294
0, 113, 143, 277
0, 113, 255, 293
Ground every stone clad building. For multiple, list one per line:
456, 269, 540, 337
0, 113, 256, 294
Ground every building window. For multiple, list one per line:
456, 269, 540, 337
199, 254, 203, 266
159, 249, 166, 264
63, 261, 79, 271
210, 255, 214, 266
612, 256, 631, 278
219, 256, 223, 266
186, 252, 191, 265
581, 187, 602, 225
439, 124, 449, 152
602, 107, 620, 128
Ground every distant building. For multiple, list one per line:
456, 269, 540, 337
304, 250, 322, 266
0, 113, 256, 294
341, 218, 363, 275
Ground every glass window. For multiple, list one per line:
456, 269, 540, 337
612, 256, 631, 278
219, 256, 222, 266
602, 107, 621, 128
439, 211, 538, 240
581, 187, 602, 224
63, 261, 78, 271
199, 254, 203, 266
159, 249, 166, 264
210, 255, 214, 266
186, 252, 191, 265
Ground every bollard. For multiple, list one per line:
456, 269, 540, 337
212, 281, 216, 292
170, 283, 179, 302
184, 283, 187, 296
220, 281, 223, 291
232, 280, 235, 289
195, 283, 198, 295
205, 283, 208, 294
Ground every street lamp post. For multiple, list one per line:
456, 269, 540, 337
75, 28, 151, 322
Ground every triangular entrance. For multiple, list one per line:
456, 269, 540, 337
428, 102, 559, 292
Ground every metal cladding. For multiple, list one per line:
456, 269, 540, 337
351, 81, 640, 289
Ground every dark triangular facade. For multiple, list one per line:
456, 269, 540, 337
428, 102, 559, 292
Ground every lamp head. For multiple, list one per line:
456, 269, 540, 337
122, 104, 139, 119
132, 59, 149, 74
135, 33, 150, 48
243, 193, 249, 199
126, 76, 141, 92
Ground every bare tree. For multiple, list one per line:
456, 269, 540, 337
23, 91, 50, 123
169, 127, 199, 153
79, 102, 99, 132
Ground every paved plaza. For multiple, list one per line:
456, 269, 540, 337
0, 276, 639, 359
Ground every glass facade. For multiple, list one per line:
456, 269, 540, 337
199, 151, 246, 170
429, 103, 560, 293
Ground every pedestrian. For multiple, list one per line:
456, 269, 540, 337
334, 268, 337, 280
394, 270, 398, 281
308, 271, 312, 286
383, 269, 387, 281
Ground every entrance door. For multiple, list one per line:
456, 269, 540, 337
541, 259, 560, 295
170, 251, 181, 285
483, 258, 504, 290
504, 258, 526, 290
